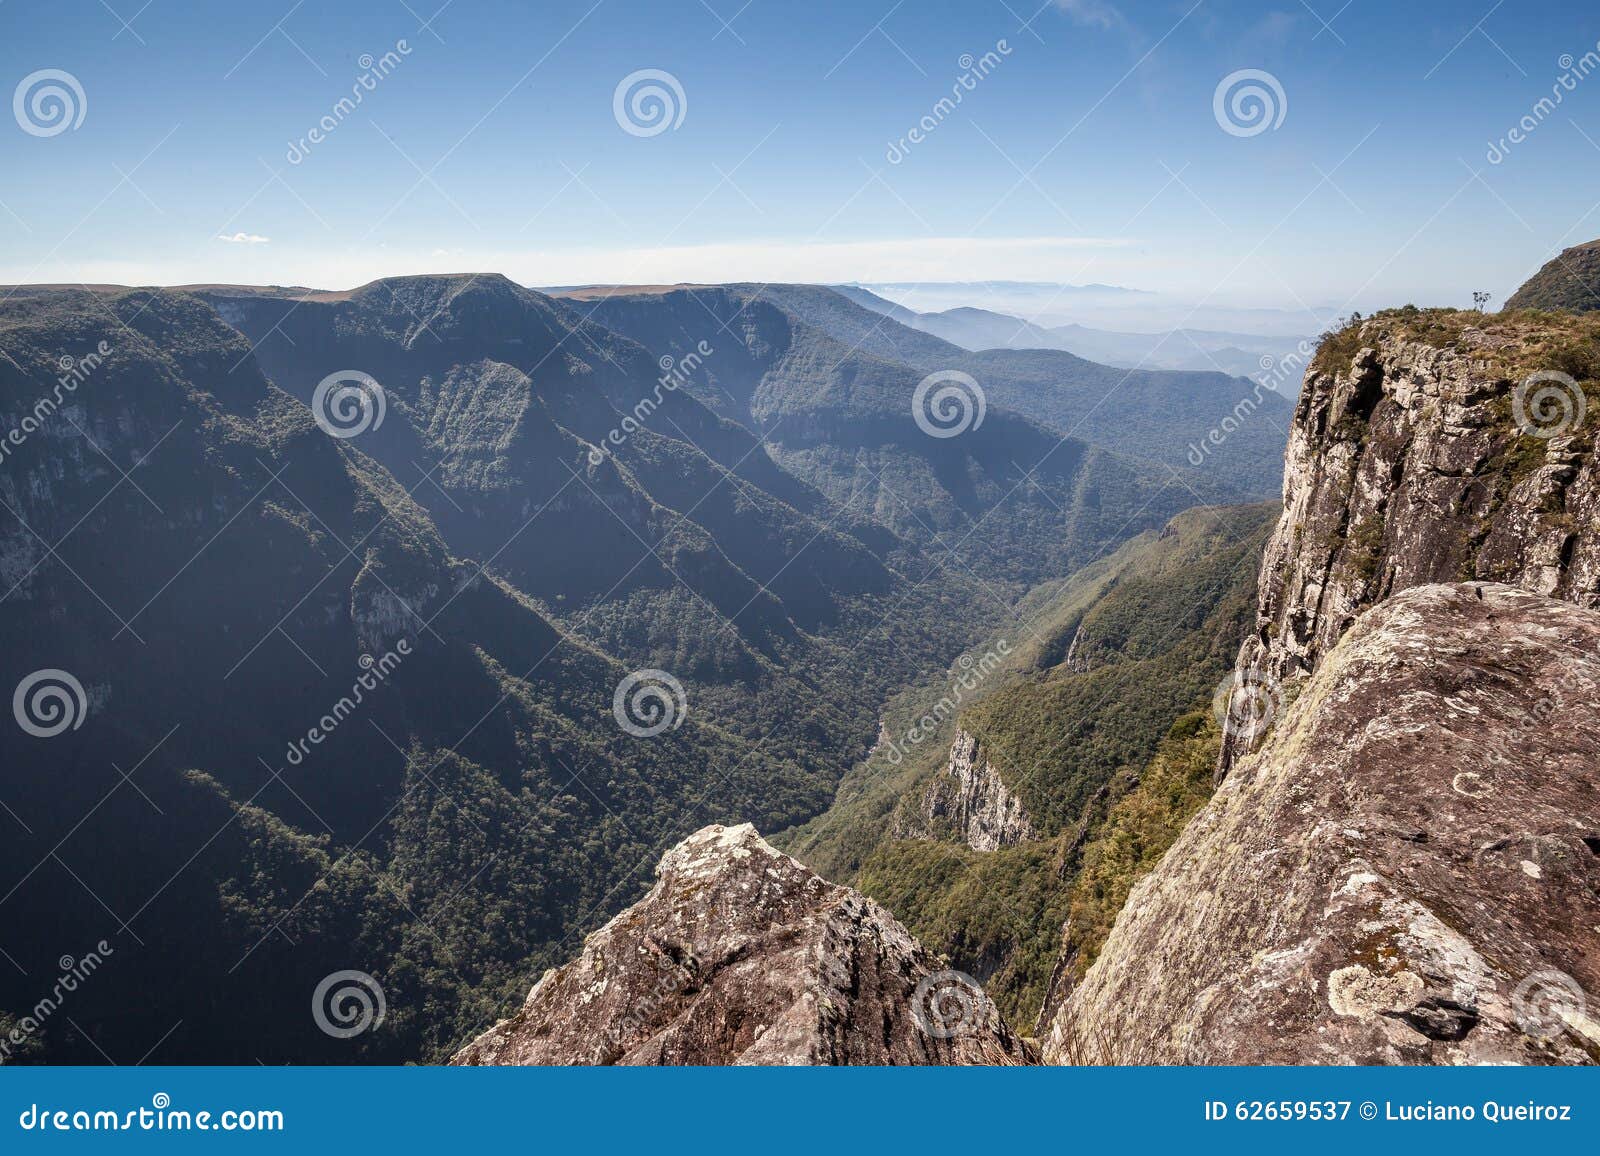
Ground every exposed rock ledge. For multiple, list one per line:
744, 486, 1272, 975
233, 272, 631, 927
452, 823, 1029, 1065
1046, 584, 1600, 1065
1221, 318, 1600, 773
919, 729, 1035, 851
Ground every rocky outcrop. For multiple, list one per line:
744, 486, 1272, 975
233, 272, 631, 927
1505, 238, 1600, 312
1045, 584, 1600, 1065
451, 823, 1029, 1065
919, 729, 1035, 851
1221, 312, 1599, 773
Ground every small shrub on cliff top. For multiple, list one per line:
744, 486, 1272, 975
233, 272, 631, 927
1309, 312, 1366, 377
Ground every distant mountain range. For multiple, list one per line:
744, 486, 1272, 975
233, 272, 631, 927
0, 274, 1290, 1063
834, 285, 1315, 384
843, 280, 1151, 298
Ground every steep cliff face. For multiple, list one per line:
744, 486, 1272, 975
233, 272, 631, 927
1046, 584, 1600, 1065
918, 729, 1035, 851
452, 824, 1029, 1065
1222, 309, 1599, 772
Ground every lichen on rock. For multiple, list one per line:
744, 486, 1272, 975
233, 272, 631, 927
1045, 583, 1600, 1066
451, 823, 1031, 1065
917, 728, 1035, 851
1220, 308, 1600, 774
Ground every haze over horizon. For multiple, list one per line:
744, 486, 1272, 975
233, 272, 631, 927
6, 0, 1600, 1084
4, 0, 1599, 323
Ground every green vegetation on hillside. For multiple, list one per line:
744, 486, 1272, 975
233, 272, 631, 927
1060, 710, 1220, 980
8, 277, 1248, 1065
582, 285, 1208, 587
1310, 305, 1600, 383
1504, 239, 1600, 313
960, 504, 1271, 836
748, 284, 1292, 500
784, 502, 1277, 1029
856, 836, 1074, 1030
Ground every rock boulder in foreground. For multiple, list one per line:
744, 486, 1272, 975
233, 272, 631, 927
452, 823, 1028, 1065
1046, 584, 1600, 1065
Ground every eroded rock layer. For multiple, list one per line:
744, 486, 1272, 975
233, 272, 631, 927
452, 823, 1028, 1065
1045, 584, 1600, 1065
919, 729, 1035, 851
1222, 316, 1599, 772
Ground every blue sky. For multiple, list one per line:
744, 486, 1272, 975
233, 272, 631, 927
2, 0, 1598, 316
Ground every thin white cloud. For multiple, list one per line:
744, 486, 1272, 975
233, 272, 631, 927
0, 233, 1463, 317
1056, 0, 1127, 31
7, 235, 1137, 291
217, 232, 270, 245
